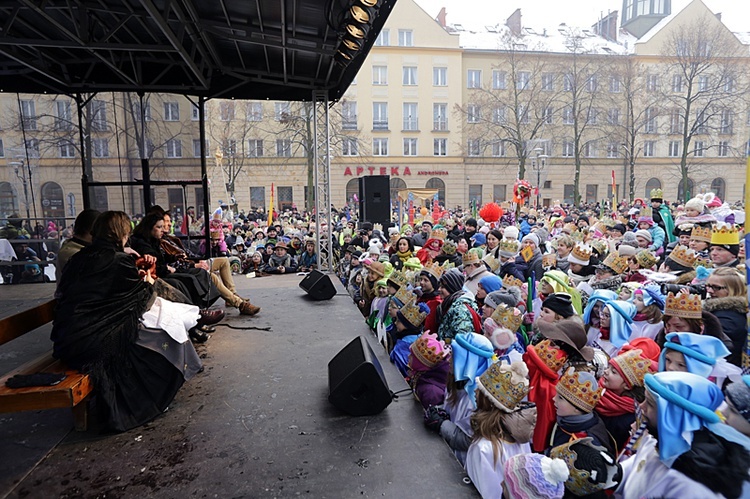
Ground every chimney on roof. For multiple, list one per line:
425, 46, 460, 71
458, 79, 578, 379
506, 8, 522, 36
436, 7, 447, 28
593, 10, 619, 42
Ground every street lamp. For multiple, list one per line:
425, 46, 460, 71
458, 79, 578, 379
530, 148, 548, 209
9, 160, 30, 220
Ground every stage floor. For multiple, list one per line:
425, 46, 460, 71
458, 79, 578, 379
0, 274, 476, 498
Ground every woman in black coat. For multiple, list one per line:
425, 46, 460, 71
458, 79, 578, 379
703, 267, 748, 366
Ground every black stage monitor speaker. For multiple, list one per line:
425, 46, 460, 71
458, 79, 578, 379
299, 270, 337, 300
328, 336, 392, 416
358, 175, 391, 228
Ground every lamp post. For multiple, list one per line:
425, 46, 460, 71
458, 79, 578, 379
531, 147, 547, 209
9, 160, 30, 220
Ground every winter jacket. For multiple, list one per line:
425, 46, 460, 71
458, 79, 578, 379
410, 359, 450, 409
646, 224, 666, 252
437, 294, 478, 341
514, 249, 544, 282
703, 296, 747, 367
498, 260, 525, 282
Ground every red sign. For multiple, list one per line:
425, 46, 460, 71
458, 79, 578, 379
343, 166, 412, 176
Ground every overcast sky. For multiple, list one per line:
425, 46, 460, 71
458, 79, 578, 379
414, 0, 749, 33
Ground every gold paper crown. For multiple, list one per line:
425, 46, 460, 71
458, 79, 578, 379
711, 225, 740, 246
398, 298, 428, 328
462, 247, 483, 265
392, 286, 415, 307
421, 261, 446, 280
694, 255, 712, 269
502, 274, 525, 289
592, 222, 608, 235
532, 339, 568, 373
497, 239, 519, 256
569, 243, 593, 264
600, 217, 616, 228
590, 239, 608, 258
667, 245, 697, 269
490, 304, 524, 333
386, 269, 410, 290
650, 188, 664, 200
483, 253, 501, 273
542, 253, 557, 268
690, 225, 712, 243
664, 291, 702, 319
550, 437, 620, 496
430, 227, 448, 241
570, 230, 586, 242
600, 252, 628, 275
635, 249, 658, 269
410, 331, 451, 368
555, 367, 603, 413
562, 222, 578, 235
476, 361, 530, 413
373, 223, 383, 232
610, 349, 652, 388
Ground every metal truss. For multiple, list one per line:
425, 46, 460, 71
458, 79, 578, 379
312, 90, 333, 272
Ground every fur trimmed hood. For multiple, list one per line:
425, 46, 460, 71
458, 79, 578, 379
703, 296, 748, 315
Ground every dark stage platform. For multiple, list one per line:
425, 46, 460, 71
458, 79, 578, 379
0, 275, 476, 498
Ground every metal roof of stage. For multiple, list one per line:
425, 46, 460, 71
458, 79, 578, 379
0, 0, 396, 101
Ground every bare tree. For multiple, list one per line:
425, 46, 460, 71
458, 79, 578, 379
659, 15, 748, 201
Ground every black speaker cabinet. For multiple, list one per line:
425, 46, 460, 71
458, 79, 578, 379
358, 175, 391, 228
299, 270, 337, 300
328, 336, 392, 416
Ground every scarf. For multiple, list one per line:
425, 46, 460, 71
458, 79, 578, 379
599, 326, 610, 341
633, 312, 648, 322
524, 345, 562, 452
396, 249, 412, 262
596, 389, 636, 418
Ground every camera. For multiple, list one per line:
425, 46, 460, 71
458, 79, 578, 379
660, 283, 707, 300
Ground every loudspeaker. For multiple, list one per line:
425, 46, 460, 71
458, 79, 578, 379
358, 175, 391, 228
299, 270, 337, 300
328, 336, 392, 416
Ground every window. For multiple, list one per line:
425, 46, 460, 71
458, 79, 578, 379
373, 65, 388, 85
607, 142, 619, 158
403, 103, 418, 130
711, 178, 726, 200
467, 139, 481, 156
222, 139, 238, 156
277, 186, 293, 211
586, 184, 598, 203
562, 74, 574, 91
250, 186, 265, 210
373, 138, 389, 156
645, 178, 661, 198
563, 185, 576, 205
516, 71, 530, 90
373, 102, 388, 129
698, 76, 708, 91
562, 106, 574, 125
55, 100, 72, 130
276, 139, 292, 157
468, 184, 483, 206
542, 107, 553, 124
434, 138, 447, 156
191, 102, 204, 120
720, 109, 733, 134
164, 102, 179, 121
518, 104, 530, 124
144, 139, 155, 157
493, 185, 507, 202
693, 141, 705, 157
562, 140, 574, 157
607, 108, 620, 125
668, 140, 680, 157
166, 139, 182, 158
433, 103, 447, 130
134, 101, 152, 122
644, 107, 657, 134
541, 73, 554, 91
398, 29, 413, 46
90, 100, 107, 131
646, 75, 658, 92
375, 29, 389, 46
92, 138, 109, 158
247, 139, 263, 157
403, 138, 418, 156
402, 66, 418, 86
219, 101, 235, 121
724, 77, 734, 93
587, 108, 598, 125
717, 141, 729, 157
746, 140, 750, 157
0, 139, 4, 158
342, 137, 358, 156
586, 75, 598, 92
467, 69, 482, 88
493, 70, 507, 90
492, 106, 506, 124
669, 109, 682, 134
246, 102, 263, 121
696, 110, 708, 134
341, 101, 357, 130
609, 76, 621, 92
26, 138, 40, 158
492, 141, 506, 157
275, 102, 291, 121
426, 178, 446, 204
583, 140, 598, 158
20, 100, 36, 130
467, 104, 480, 123
643, 141, 655, 157
672, 74, 683, 92
433, 67, 447, 86
193, 139, 209, 157
59, 140, 76, 158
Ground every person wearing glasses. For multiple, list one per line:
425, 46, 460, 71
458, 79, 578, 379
703, 267, 747, 367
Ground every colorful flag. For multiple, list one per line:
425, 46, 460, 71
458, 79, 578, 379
268, 183, 274, 227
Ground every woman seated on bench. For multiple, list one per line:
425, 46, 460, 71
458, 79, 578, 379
52, 211, 203, 432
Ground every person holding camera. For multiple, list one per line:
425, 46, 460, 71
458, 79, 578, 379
702, 267, 747, 367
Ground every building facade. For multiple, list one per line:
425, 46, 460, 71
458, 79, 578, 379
0, 0, 748, 221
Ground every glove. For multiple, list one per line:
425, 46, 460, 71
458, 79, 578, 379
522, 312, 535, 325
424, 405, 450, 433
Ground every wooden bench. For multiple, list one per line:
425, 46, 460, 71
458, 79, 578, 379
0, 300, 93, 431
